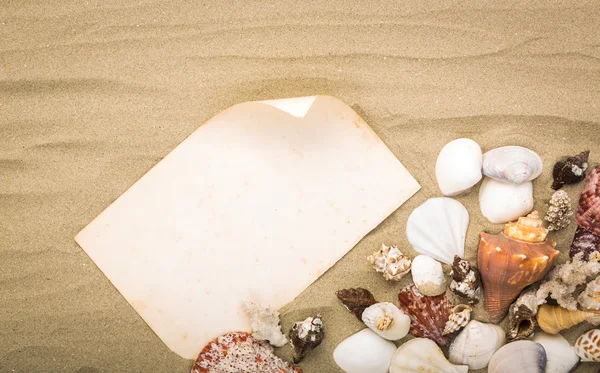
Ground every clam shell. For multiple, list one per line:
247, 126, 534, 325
406, 197, 468, 264
443, 304, 472, 335
435, 138, 483, 196
361, 302, 410, 341
575, 329, 600, 362
333, 329, 397, 373
578, 276, 600, 311
448, 320, 505, 370
533, 332, 580, 373
479, 177, 534, 224
575, 165, 600, 236
411, 255, 447, 296
390, 338, 469, 373
488, 340, 547, 373
482, 146, 543, 184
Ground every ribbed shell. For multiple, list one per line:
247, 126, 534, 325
482, 146, 543, 184
448, 320, 506, 370
536, 304, 600, 334
579, 276, 600, 311
576, 166, 600, 236
443, 305, 472, 335
570, 226, 600, 261
488, 340, 546, 373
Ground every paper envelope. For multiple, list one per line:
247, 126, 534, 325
75, 96, 420, 359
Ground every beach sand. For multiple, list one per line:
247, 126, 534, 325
1, 1, 600, 372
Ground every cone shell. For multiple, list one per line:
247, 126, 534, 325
536, 304, 600, 334
576, 165, 600, 236
579, 276, 600, 311
575, 329, 600, 362
478, 213, 558, 323
397, 284, 453, 346
443, 305, 472, 335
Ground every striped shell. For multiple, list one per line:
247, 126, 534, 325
576, 166, 600, 236
443, 305, 472, 335
579, 276, 600, 311
575, 329, 600, 362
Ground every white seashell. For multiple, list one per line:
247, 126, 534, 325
479, 177, 534, 224
406, 198, 468, 264
578, 276, 600, 311
389, 338, 469, 373
435, 138, 483, 196
533, 332, 579, 373
488, 340, 547, 373
448, 320, 506, 370
361, 302, 410, 341
333, 328, 397, 373
482, 146, 543, 184
443, 304, 472, 335
575, 329, 600, 362
411, 255, 447, 296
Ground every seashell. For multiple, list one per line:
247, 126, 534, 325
411, 255, 447, 296
533, 332, 580, 373
552, 150, 590, 190
578, 276, 600, 311
406, 197, 468, 264
545, 190, 574, 231
242, 301, 287, 347
536, 304, 600, 334
390, 337, 469, 373
289, 315, 324, 363
575, 165, 600, 236
482, 146, 543, 184
397, 284, 453, 346
448, 320, 506, 370
435, 138, 483, 196
488, 340, 546, 373
335, 288, 377, 320
575, 329, 600, 362
333, 328, 397, 373
449, 255, 482, 304
506, 289, 538, 342
479, 177, 534, 224
570, 226, 600, 261
192, 332, 302, 373
443, 304, 472, 335
478, 212, 559, 323
361, 302, 410, 341
367, 243, 411, 281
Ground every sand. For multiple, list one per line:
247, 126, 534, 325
1, 0, 600, 372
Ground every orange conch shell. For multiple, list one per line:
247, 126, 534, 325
478, 211, 559, 323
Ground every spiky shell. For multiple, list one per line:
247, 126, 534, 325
361, 302, 410, 341
367, 243, 412, 281
575, 329, 600, 362
578, 276, 600, 311
449, 255, 482, 304
289, 315, 324, 364
443, 305, 472, 335
482, 146, 543, 184
576, 165, 600, 236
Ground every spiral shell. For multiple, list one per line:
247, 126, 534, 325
449, 255, 482, 304
575, 329, 600, 362
361, 302, 410, 341
537, 304, 600, 334
443, 305, 472, 335
507, 289, 538, 342
578, 276, 600, 311
367, 243, 411, 281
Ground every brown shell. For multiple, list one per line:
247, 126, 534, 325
449, 255, 482, 304
570, 226, 600, 261
507, 303, 536, 342
478, 231, 558, 323
336, 288, 377, 320
192, 332, 302, 373
289, 315, 324, 364
397, 284, 453, 346
552, 150, 590, 190
576, 166, 600, 236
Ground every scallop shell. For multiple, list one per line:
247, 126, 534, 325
367, 243, 412, 281
443, 304, 472, 335
576, 165, 600, 236
397, 284, 453, 346
507, 289, 538, 342
411, 255, 447, 296
289, 315, 323, 364
536, 304, 600, 334
533, 332, 580, 373
333, 329, 397, 373
435, 138, 483, 196
482, 146, 543, 184
579, 276, 600, 311
488, 340, 547, 373
479, 177, 534, 224
406, 197, 468, 264
575, 329, 600, 362
478, 212, 559, 323
361, 302, 410, 341
552, 150, 590, 190
449, 255, 482, 304
570, 226, 600, 261
390, 338, 469, 373
448, 320, 506, 370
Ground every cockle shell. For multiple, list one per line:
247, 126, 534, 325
333, 329, 397, 373
575, 329, 600, 362
406, 198, 468, 264
390, 338, 469, 373
478, 212, 559, 323
479, 177, 534, 224
449, 255, 482, 304
397, 284, 453, 346
482, 146, 543, 184
448, 320, 506, 370
488, 340, 547, 373
335, 288, 377, 320
507, 289, 538, 342
435, 138, 483, 196
443, 304, 472, 335
533, 332, 580, 373
289, 315, 324, 364
537, 304, 600, 334
576, 165, 600, 236
361, 302, 410, 341
552, 150, 590, 190
579, 276, 600, 311
367, 243, 412, 281
411, 255, 447, 296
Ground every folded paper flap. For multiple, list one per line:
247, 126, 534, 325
261, 96, 317, 118
75, 95, 420, 359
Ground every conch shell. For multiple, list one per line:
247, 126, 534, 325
478, 211, 559, 323
578, 276, 600, 311
367, 243, 412, 281
443, 304, 472, 335
536, 304, 600, 334
506, 289, 538, 342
